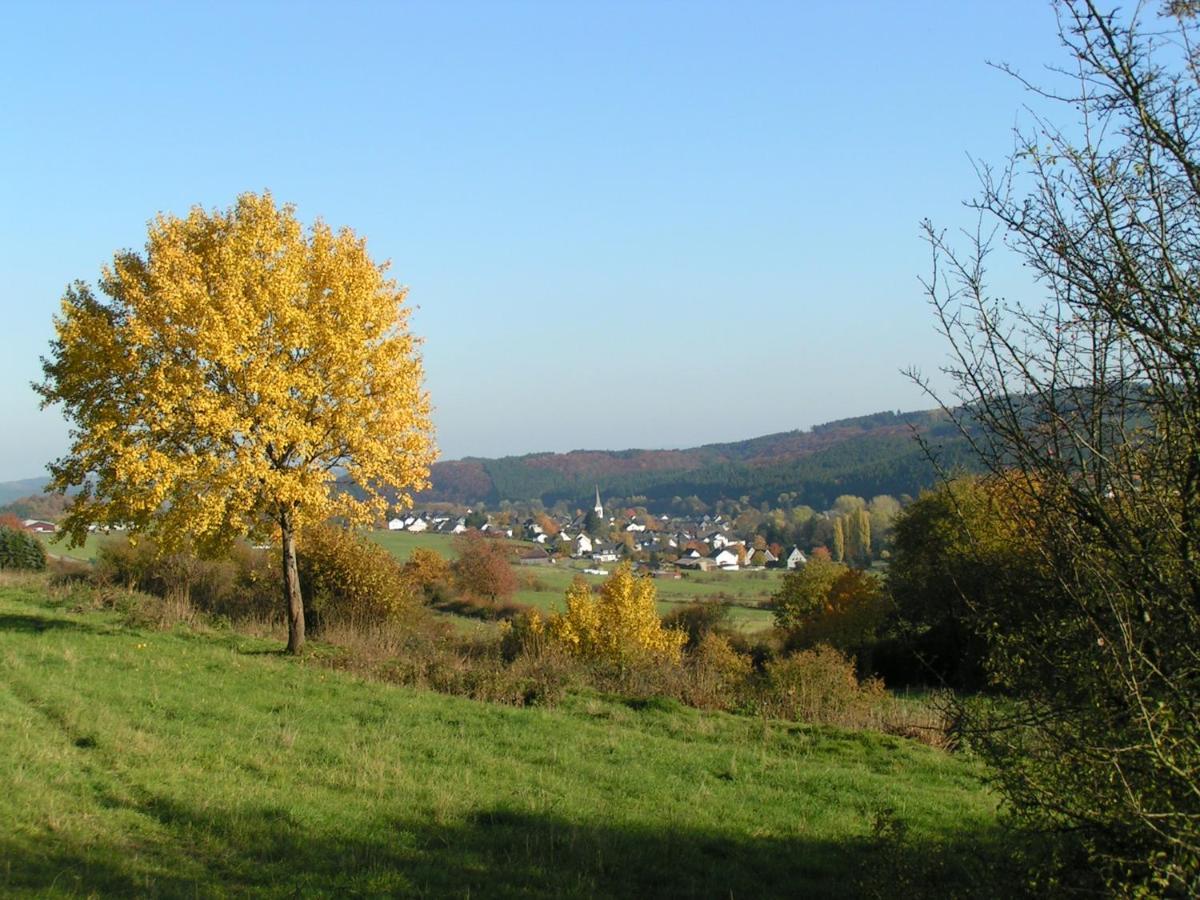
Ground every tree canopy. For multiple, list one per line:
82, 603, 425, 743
38, 192, 436, 653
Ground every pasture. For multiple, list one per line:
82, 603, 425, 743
0, 574, 1007, 897
365, 530, 780, 632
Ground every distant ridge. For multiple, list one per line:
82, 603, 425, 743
0, 477, 49, 506
4, 408, 976, 513
417, 408, 975, 509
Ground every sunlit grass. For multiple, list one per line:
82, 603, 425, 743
0, 576, 1006, 897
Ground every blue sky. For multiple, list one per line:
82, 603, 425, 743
0, 0, 1066, 482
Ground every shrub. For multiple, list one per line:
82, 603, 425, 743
663, 601, 732, 646
223, 543, 281, 622
785, 568, 892, 675
95, 536, 152, 590
760, 644, 885, 727
450, 530, 517, 604
771, 556, 847, 630
373, 623, 575, 709
681, 633, 753, 710
299, 525, 420, 630
403, 546, 452, 602
499, 609, 554, 660
547, 563, 686, 666
95, 536, 278, 622
0, 525, 48, 571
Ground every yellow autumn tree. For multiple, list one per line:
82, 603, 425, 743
36, 192, 436, 653
548, 563, 685, 665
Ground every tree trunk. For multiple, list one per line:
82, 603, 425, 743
280, 509, 305, 654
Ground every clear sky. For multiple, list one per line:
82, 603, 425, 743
0, 0, 1067, 482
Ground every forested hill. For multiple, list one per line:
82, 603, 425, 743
418, 408, 976, 509
0, 477, 51, 506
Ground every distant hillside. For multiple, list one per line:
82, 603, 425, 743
0, 477, 49, 506
5, 409, 976, 514
418, 409, 976, 509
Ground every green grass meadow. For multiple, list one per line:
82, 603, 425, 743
0, 574, 1006, 897
509, 565, 777, 633
366, 529, 466, 561
42, 531, 116, 564
362, 530, 779, 632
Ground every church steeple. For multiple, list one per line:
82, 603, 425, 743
593, 486, 603, 520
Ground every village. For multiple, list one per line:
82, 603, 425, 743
386, 488, 807, 574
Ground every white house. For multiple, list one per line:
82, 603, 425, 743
786, 547, 807, 569
711, 548, 739, 568
387, 518, 405, 531
406, 517, 428, 533
574, 533, 593, 557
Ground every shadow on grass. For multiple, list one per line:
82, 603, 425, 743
0, 612, 110, 636
0, 790, 1023, 899
431, 596, 530, 622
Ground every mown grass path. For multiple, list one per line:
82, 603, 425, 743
0, 579, 1003, 897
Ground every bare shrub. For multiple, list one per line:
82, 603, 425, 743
760, 644, 886, 727
680, 633, 754, 710
95, 536, 278, 623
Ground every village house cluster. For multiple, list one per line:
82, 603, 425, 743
387, 488, 807, 574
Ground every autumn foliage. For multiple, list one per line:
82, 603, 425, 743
451, 530, 517, 604
37, 192, 436, 653
544, 563, 685, 665
402, 547, 452, 601
298, 525, 419, 628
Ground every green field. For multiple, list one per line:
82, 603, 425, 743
41, 532, 118, 564
510, 564, 777, 632
364, 530, 780, 632
0, 573, 1006, 897
366, 529, 463, 561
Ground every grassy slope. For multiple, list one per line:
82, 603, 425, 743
0, 577, 1002, 898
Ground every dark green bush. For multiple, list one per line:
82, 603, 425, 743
0, 525, 47, 571
662, 601, 732, 647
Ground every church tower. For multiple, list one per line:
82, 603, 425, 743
594, 486, 604, 520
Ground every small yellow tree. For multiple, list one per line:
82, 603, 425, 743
548, 562, 685, 665
37, 192, 436, 653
